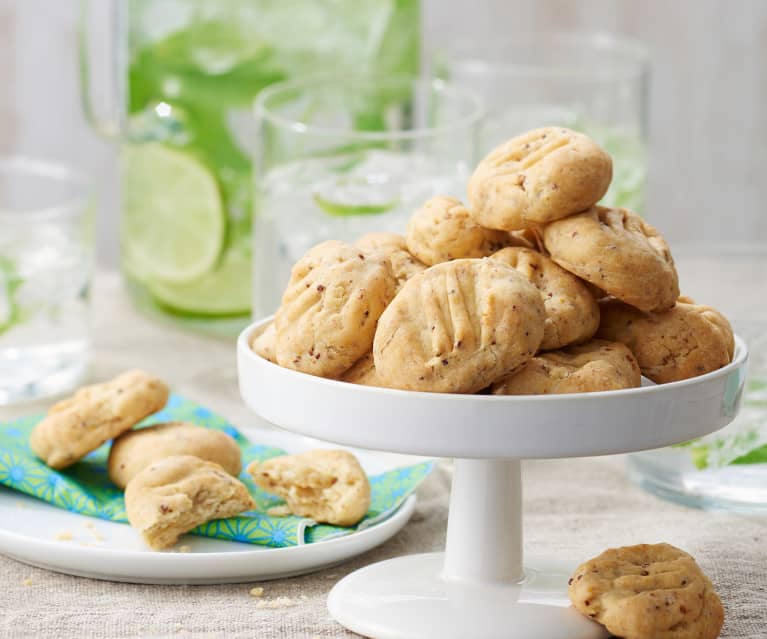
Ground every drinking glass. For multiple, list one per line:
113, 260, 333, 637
0, 158, 94, 404
437, 32, 649, 212
252, 76, 483, 317
628, 245, 767, 512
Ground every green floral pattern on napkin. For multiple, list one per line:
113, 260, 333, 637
0, 395, 432, 547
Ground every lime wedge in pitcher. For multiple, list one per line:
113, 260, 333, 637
146, 250, 251, 316
122, 144, 224, 284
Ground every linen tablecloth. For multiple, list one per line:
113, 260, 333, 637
1, 269, 766, 639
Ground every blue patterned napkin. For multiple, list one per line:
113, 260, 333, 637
0, 395, 432, 547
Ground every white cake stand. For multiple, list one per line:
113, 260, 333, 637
237, 319, 748, 639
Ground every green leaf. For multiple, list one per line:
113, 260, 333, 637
731, 444, 767, 465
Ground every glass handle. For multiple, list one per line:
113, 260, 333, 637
78, 0, 125, 138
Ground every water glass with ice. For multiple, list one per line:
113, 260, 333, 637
0, 158, 94, 404
252, 76, 484, 317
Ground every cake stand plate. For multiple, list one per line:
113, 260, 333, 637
238, 319, 748, 639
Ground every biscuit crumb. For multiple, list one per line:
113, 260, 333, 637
22, 578, 33, 586
174, 623, 183, 633
255, 596, 296, 609
54, 530, 73, 541
178, 545, 191, 553
84, 521, 94, 529
15, 501, 28, 509
266, 505, 292, 517
249, 587, 264, 598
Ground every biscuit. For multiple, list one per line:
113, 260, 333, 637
356, 232, 426, 290
405, 196, 510, 266
491, 339, 641, 395
340, 351, 386, 388
247, 450, 370, 527
30, 370, 169, 469
373, 258, 545, 393
508, 227, 546, 252
542, 206, 679, 312
596, 298, 734, 383
490, 247, 599, 350
108, 422, 242, 489
125, 455, 255, 550
467, 127, 612, 231
274, 240, 397, 378
251, 322, 277, 363
568, 543, 724, 639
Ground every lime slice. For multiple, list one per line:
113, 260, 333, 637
122, 144, 224, 284
312, 174, 400, 217
145, 251, 251, 316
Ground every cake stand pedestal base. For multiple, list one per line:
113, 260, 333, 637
328, 553, 607, 639
328, 459, 608, 639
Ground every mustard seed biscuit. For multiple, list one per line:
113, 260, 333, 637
491, 339, 641, 395
508, 227, 546, 252
125, 455, 255, 550
568, 543, 724, 639
405, 196, 510, 266
30, 370, 169, 470
108, 422, 242, 489
467, 127, 612, 231
373, 258, 545, 393
490, 247, 599, 350
542, 206, 679, 312
356, 232, 426, 290
247, 450, 370, 527
596, 298, 734, 383
250, 322, 277, 364
274, 240, 397, 378
340, 351, 387, 388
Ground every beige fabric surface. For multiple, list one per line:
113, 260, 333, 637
1, 271, 766, 638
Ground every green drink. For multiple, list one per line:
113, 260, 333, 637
117, 0, 420, 334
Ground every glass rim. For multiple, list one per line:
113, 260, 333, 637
254, 74, 485, 142
0, 156, 92, 222
442, 31, 650, 82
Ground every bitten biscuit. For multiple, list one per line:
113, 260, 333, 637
568, 543, 724, 639
274, 240, 397, 378
467, 127, 612, 231
356, 232, 426, 290
373, 258, 545, 393
491, 339, 641, 395
125, 455, 254, 550
340, 351, 387, 388
405, 196, 510, 265
542, 206, 679, 312
108, 422, 242, 489
248, 450, 370, 527
596, 297, 734, 383
30, 370, 169, 469
491, 246, 599, 350
250, 322, 277, 363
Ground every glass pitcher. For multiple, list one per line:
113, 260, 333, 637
80, 0, 421, 336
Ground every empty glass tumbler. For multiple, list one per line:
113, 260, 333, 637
437, 32, 649, 212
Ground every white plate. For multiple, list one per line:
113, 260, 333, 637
0, 429, 422, 584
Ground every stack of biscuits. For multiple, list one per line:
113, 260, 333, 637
254, 126, 735, 395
